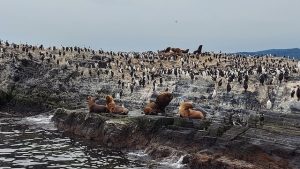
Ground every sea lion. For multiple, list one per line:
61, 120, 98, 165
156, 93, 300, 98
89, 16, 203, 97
193, 45, 203, 54
106, 95, 116, 113
160, 47, 188, 55
113, 105, 129, 115
144, 100, 159, 115
179, 102, 206, 119
87, 96, 108, 113
155, 92, 173, 113
143, 92, 173, 115
105, 95, 129, 115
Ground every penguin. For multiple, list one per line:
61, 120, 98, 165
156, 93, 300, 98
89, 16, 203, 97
120, 90, 123, 99
243, 80, 248, 91
291, 89, 295, 98
296, 86, 300, 101
130, 84, 134, 94
244, 74, 249, 82
218, 79, 222, 87
227, 83, 231, 93
115, 92, 120, 99
212, 89, 217, 98
278, 71, 284, 84
88, 69, 92, 76
118, 80, 121, 87
259, 112, 264, 126
266, 99, 272, 109
238, 74, 243, 84
259, 74, 265, 85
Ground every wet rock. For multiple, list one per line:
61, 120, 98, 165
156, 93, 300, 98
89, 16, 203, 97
289, 101, 300, 112
52, 109, 299, 168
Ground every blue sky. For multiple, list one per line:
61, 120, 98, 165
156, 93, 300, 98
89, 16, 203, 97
0, 0, 299, 52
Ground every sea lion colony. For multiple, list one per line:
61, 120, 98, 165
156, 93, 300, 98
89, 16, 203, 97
1, 40, 300, 119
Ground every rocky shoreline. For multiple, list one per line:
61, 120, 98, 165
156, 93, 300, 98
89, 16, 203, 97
52, 108, 299, 169
1, 42, 300, 168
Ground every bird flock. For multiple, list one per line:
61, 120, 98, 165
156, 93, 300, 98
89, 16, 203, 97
1, 40, 300, 112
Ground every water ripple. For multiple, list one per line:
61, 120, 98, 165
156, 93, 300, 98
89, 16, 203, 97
0, 115, 187, 169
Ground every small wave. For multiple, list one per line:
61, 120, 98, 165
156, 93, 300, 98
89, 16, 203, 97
127, 150, 148, 158
25, 115, 53, 124
159, 155, 187, 169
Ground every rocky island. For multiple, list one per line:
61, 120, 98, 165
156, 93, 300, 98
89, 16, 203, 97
0, 41, 299, 169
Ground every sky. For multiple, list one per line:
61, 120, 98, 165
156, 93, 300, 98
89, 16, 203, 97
0, 0, 299, 52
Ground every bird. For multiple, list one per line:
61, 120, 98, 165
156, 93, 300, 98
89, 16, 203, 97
278, 71, 284, 84
291, 88, 295, 98
227, 83, 231, 93
218, 79, 222, 87
243, 80, 248, 91
115, 92, 120, 99
244, 74, 249, 82
259, 74, 265, 85
296, 85, 300, 101
266, 99, 272, 109
212, 89, 217, 98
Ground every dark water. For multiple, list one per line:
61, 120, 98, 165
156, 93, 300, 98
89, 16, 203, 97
0, 115, 186, 169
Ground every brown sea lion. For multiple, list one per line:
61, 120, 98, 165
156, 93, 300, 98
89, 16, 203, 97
105, 95, 128, 115
144, 100, 160, 115
179, 102, 206, 119
106, 95, 116, 113
143, 92, 173, 115
160, 47, 188, 54
87, 96, 108, 113
112, 105, 129, 115
155, 92, 173, 113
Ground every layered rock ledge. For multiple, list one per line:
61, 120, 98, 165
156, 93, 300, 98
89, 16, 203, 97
52, 108, 300, 169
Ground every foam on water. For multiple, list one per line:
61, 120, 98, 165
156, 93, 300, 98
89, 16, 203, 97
159, 155, 187, 169
25, 114, 54, 124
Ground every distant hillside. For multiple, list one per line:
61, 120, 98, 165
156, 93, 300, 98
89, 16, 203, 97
238, 48, 300, 58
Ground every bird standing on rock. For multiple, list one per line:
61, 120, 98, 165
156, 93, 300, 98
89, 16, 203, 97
259, 74, 265, 85
279, 71, 284, 84
266, 99, 272, 109
227, 83, 231, 93
291, 88, 295, 98
243, 80, 248, 91
296, 85, 300, 101
212, 89, 217, 98
218, 79, 222, 87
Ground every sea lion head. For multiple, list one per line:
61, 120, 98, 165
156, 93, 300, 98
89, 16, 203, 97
106, 95, 114, 104
87, 96, 96, 104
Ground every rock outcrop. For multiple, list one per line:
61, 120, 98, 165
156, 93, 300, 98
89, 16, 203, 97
1, 42, 300, 168
52, 108, 300, 169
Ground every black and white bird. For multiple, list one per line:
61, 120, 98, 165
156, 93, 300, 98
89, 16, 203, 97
266, 99, 272, 109
212, 88, 217, 98
227, 83, 231, 93
218, 79, 222, 87
259, 74, 265, 85
291, 88, 295, 98
296, 85, 300, 101
243, 80, 248, 91
278, 71, 284, 84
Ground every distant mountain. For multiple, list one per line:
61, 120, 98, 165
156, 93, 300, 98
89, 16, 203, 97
238, 48, 300, 58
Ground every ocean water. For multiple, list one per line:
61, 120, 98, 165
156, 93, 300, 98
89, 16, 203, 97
0, 114, 188, 169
